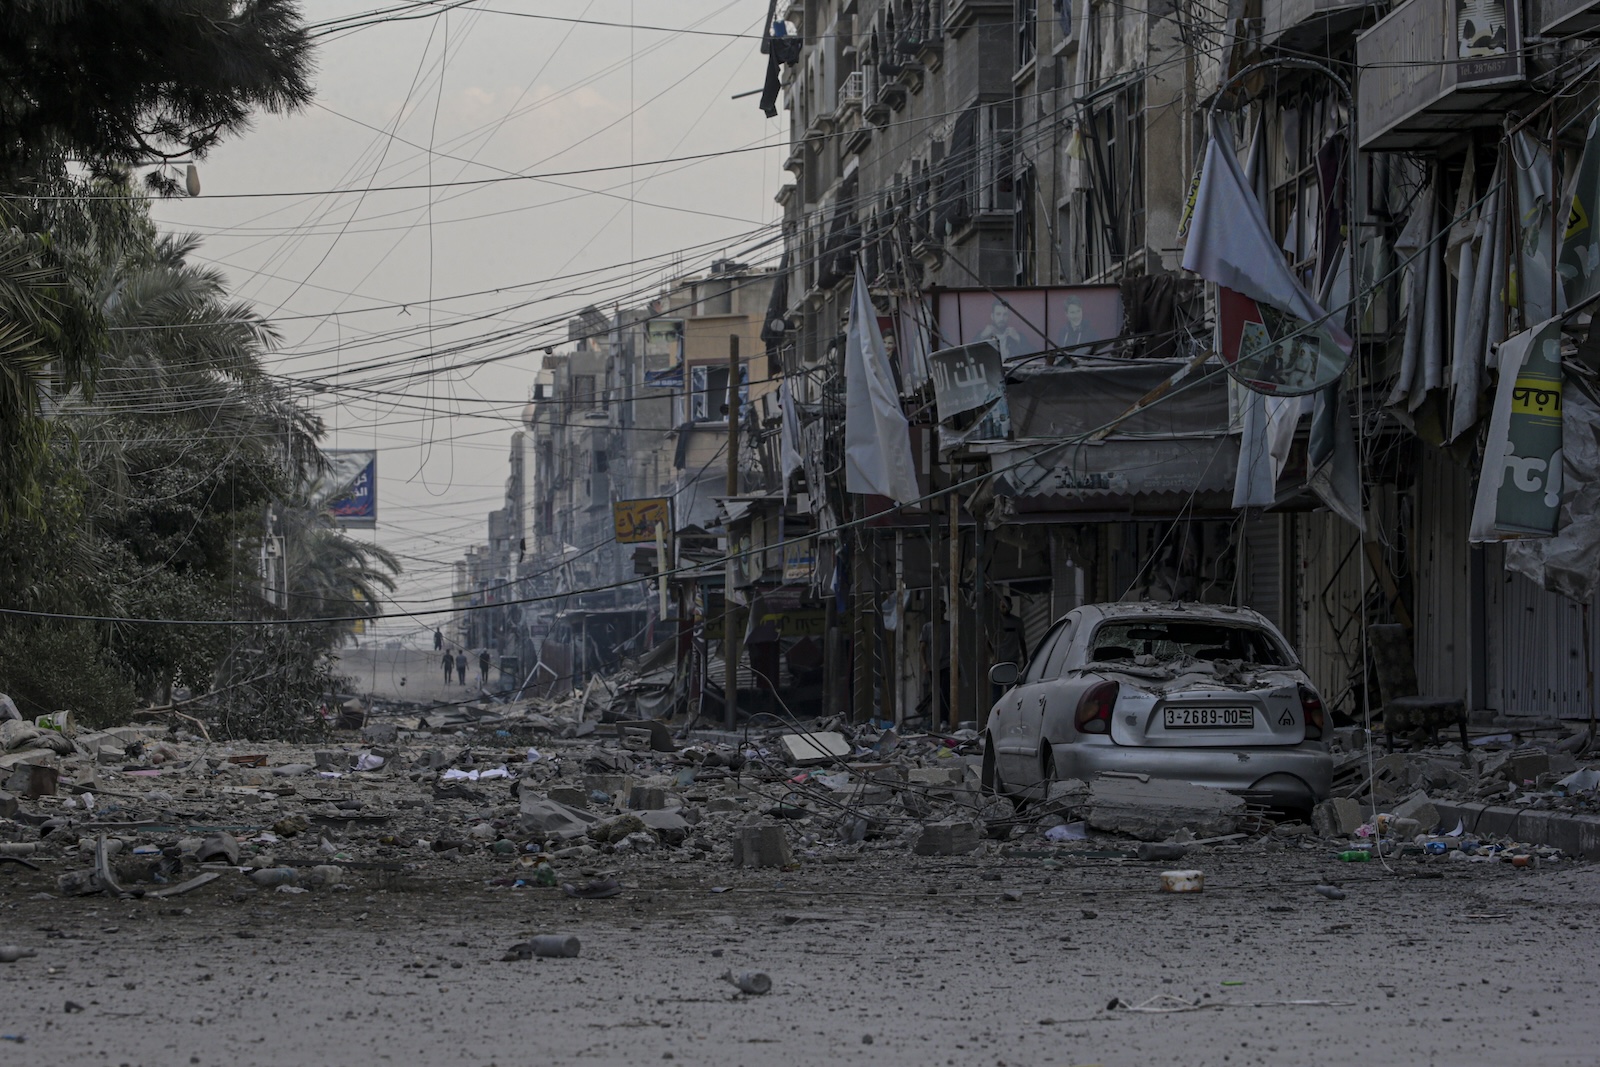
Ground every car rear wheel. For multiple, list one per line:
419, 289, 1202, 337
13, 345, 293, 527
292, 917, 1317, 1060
982, 736, 1004, 796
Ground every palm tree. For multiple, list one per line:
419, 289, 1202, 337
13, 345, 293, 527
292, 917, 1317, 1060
272, 497, 402, 645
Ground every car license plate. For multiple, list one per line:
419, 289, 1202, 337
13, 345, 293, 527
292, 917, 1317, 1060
1163, 707, 1254, 729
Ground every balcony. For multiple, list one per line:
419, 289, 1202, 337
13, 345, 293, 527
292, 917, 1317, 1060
943, 0, 1010, 38
836, 70, 864, 119
1531, 0, 1600, 35
1262, 0, 1380, 52
1356, 0, 1527, 152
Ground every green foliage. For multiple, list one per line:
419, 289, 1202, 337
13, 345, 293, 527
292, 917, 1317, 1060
0, 620, 137, 729
210, 625, 336, 742
0, 0, 314, 190
0, 3, 392, 740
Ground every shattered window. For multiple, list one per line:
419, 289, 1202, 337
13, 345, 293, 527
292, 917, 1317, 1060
1088, 620, 1291, 666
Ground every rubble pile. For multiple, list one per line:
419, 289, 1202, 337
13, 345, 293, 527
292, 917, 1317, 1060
2, 697, 1597, 901
1307, 726, 1600, 865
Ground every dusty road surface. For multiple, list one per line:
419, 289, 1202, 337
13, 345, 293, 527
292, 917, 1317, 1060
3, 847, 1598, 1066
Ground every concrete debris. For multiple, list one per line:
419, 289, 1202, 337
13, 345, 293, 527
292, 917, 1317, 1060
1312, 797, 1364, 838
776, 731, 851, 766
1085, 778, 1246, 841
0, 695, 1596, 914
732, 824, 794, 868
912, 820, 981, 857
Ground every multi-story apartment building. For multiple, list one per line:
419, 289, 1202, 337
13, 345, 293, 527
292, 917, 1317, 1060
763, 0, 1600, 737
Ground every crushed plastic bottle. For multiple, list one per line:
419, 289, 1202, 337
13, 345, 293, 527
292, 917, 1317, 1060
1337, 850, 1371, 862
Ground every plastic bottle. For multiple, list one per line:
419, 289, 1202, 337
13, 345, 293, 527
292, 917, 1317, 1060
530, 934, 581, 958
1337, 850, 1371, 862
248, 867, 298, 887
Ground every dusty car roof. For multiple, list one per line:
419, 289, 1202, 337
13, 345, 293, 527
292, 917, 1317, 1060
1077, 602, 1271, 625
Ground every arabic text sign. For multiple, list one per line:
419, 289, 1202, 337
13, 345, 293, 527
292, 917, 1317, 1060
324, 450, 377, 528
929, 342, 1005, 421
1496, 320, 1564, 535
612, 497, 671, 544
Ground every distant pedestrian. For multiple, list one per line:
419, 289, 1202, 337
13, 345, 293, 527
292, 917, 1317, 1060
455, 650, 467, 686
442, 649, 453, 683
478, 648, 491, 687
434, 628, 443, 651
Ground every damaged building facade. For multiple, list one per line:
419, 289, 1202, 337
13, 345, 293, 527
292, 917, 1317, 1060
758, 0, 1600, 736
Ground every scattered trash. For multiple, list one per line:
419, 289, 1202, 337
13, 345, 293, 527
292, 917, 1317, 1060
503, 935, 581, 960
1159, 869, 1204, 893
562, 878, 622, 900
0, 946, 37, 963
1044, 822, 1088, 842
1137, 842, 1188, 862
1314, 885, 1346, 900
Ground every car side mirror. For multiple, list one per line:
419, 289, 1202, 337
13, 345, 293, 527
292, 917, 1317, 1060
989, 662, 1019, 687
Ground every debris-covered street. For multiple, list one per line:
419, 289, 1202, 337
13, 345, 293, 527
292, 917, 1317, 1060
6, 708, 1600, 1065
14, 2, 1600, 1065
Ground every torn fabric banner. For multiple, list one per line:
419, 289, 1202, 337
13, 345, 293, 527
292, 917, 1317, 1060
1560, 112, 1600, 313
1183, 122, 1352, 396
1471, 317, 1565, 540
843, 263, 920, 505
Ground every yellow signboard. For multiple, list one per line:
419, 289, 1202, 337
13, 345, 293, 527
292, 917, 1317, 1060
612, 497, 671, 544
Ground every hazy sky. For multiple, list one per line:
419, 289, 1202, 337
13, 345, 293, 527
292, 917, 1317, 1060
144, 1, 787, 643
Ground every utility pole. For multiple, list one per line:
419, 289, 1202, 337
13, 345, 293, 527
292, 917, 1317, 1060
948, 490, 961, 731
724, 333, 740, 730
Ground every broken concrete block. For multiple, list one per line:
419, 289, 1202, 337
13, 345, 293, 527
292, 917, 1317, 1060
1038, 778, 1090, 817
519, 795, 600, 841
639, 810, 690, 845
360, 722, 398, 745
912, 820, 982, 857
0, 789, 15, 818
1391, 791, 1438, 833
776, 731, 851, 767
1508, 751, 1551, 784
732, 824, 794, 868
906, 766, 965, 785
1312, 797, 1364, 838
1083, 777, 1245, 841
627, 785, 676, 811
546, 786, 591, 809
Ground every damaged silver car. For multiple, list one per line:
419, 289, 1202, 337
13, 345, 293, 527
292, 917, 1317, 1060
982, 602, 1332, 812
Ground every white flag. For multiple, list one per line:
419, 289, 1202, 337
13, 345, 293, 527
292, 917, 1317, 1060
1184, 124, 1340, 332
844, 264, 920, 505
779, 379, 803, 498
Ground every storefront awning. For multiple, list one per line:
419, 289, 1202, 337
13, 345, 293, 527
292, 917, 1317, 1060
986, 436, 1240, 512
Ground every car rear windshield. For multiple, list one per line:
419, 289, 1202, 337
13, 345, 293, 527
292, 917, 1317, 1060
1089, 619, 1292, 666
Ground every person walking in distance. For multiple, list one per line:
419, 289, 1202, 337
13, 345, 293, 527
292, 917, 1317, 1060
434, 627, 443, 651
442, 648, 453, 684
455, 649, 467, 686
478, 648, 491, 688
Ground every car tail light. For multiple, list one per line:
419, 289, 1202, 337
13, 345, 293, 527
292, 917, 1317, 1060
1299, 684, 1324, 740
1075, 680, 1118, 734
